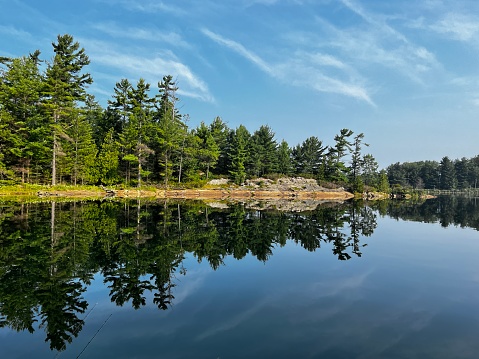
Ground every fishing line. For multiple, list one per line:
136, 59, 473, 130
53, 302, 98, 359
76, 313, 113, 359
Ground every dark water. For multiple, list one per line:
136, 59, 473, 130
1, 197, 479, 358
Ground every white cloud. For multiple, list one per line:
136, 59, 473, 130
97, 0, 187, 16
0, 25, 32, 41
316, 11, 439, 84
201, 28, 274, 75
430, 13, 479, 42
202, 28, 374, 105
92, 22, 191, 48
85, 40, 214, 102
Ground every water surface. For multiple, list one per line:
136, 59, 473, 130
1, 197, 478, 358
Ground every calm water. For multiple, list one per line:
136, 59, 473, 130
1, 197, 479, 358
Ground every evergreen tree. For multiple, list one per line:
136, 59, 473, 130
129, 78, 154, 187
107, 78, 133, 131
419, 161, 439, 189
209, 116, 229, 176
194, 122, 220, 179
293, 136, 327, 176
0, 55, 45, 183
439, 156, 456, 189
67, 109, 98, 185
377, 169, 390, 193
454, 157, 470, 189
387, 162, 407, 187
154, 75, 185, 186
361, 154, 378, 188
228, 125, 250, 185
43, 34, 93, 185
97, 128, 120, 185
84, 94, 107, 147
349, 133, 368, 191
277, 140, 293, 175
247, 125, 278, 177
468, 156, 479, 189
0, 110, 18, 181
325, 128, 353, 182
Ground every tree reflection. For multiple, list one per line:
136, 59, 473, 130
0, 198, 384, 352
376, 196, 479, 230
0, 201, 90, 352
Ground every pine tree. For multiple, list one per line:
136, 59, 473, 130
297, 136, 327, 176
68, 109, 98, 185
43, 34, 93, 185
325, 128, 353, 182
0, 56, 45, 182
154, 75, 185, 186
129, 78, 154, 187
277, 140, 293, 175
209, 116, 229, 176
349, 133, 368, 191
228, 125, 250, 185
97, 128, 120, 185
194, 122, 220, 179
247, 125, 278, 177
439, 156, 456, 189
361, 154, 378, 188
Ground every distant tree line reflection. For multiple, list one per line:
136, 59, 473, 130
374, 196, 479, 230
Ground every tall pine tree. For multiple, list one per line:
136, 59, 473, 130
43, 34, 92, 185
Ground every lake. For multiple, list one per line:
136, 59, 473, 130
1, 197, 479, 358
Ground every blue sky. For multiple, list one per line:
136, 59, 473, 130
1, 0, 479, 168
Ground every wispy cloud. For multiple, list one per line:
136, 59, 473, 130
201, 28, 374, 105
244, 0, 315, 5
92, 22, 191, 48
195, 298, 269, 341
312, 5, 439, 84
0, 25, 33, 40
96, 0, 187, 16
201, 28, 273, 75
339, 0, 408, 43
85, 40, 214, 102
429, 13, 479, 42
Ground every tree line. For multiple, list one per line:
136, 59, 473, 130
387, 156, 479, 190
0, 34, 388, 192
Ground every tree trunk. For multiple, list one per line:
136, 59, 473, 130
164, 153, 169, 188
52, 133, 57, 185
138, 157, 142, 188
52, 111, 58, 186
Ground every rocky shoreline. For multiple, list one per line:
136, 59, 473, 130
29, 177, 355, 201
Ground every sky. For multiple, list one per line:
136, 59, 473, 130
1, 0, 479, 168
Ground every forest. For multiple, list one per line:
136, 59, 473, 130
386, 157, 479, 191
1, 34, 477, 193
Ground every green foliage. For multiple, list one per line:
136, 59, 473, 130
324, 128, 353, 183
98, 128, 120, 185
228, 125, 250, 185
387, 155, 479, 191
277, 140, 293, 175
193, 121, 220, 179
43, 34, 93, 185
247, 125, 278, 177
377, 170, 390, 193
292, 136, 327, 176
1, 34, 393, 190
439, 156, 456, 190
